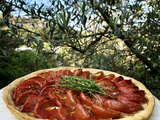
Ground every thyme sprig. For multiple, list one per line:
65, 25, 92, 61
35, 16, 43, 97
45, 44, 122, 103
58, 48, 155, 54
60, 75, 112, 98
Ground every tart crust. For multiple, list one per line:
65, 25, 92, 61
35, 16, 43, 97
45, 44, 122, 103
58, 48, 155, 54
2, 67, 155, 120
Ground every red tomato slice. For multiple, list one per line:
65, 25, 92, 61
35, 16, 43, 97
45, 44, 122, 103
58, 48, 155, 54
80, 92, 93, 106
106, 74, 115, 81
47, 70, 57, 79
92, 71, 105, 80
34, 98, 55, 119
46, 109, 57, 120
26, 76, 47, 87
14, 81, 41, 92
91, 104, 121, 119
69, 113, 77, 120
56, 70, 65, 77
42, 80, 60, 89
75, 103, 91, 120
96, 80, 106, 87
14, 87, 39, 100
63, 69, 73, 76
40, 86, 53, 98
73, 68, 83, 76
93, 93, 105, 105
65, 90, 77, 107
117, 95, 142, 112
49, 88, 66, 106
79, 71, 91, 79
56, 105, 71, 120
116, 79, 135, 87
20, 95, 44, 113
15, 91, 39, 105
121, 93, 146, 103
111, 76, 123, 84
37, 70, 56, 82
95, 77, 108, 83
131, 90, 145, 96
104, 81, 120, 98
118, 86, 139, 93
102, 99, 132, 114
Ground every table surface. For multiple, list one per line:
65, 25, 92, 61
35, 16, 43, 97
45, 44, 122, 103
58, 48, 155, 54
0, 88, 160, 120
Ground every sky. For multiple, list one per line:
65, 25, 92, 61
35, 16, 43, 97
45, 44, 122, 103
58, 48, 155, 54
0, 0, 50, 16
1, 0, 150, 21
1, 0, 139, 16
10, 0, 50, 16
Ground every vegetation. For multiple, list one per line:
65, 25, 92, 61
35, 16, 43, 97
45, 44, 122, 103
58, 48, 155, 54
60, 75, 112, 98
0, 0, 160, 99
0, 50, 56, 88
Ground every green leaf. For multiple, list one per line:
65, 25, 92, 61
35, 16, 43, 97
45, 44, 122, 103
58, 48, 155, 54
66, 12, 71, 26
109, 42, 115, 49
37, 4, 44, 15
113, 54, 121, 62
82, 1, 86, 15
101, 54, 112, 64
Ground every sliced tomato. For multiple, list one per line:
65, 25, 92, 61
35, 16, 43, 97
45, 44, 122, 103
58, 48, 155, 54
79, 71, 91, 79
34, 98, 55, 119
51, 76, 62, 83
49, 94, 63, 107
20, 95, 44, 113
40, 86, 54, 98
131, 90, 145, 96
102, 99, 132, 114
49, 88, 66, 106
116, 79, 135, 87
73, 68, 83, 76
96, 80, 106, 87
37, 72, 51, 82
42, 80, 60, 89
117, 95, 142, 112
56, 105, 71, 120
92, 71, 105, 80
104, 81, 116, 88
26, 76, 47, 87
80, 92, 93, 106
70, 113, 77, 120
106, 74, 115, 81
14, 81, 40, 92
15, 91, 39, 105
56, 70, 65, 77
37, 71, 56, 82
104, 81, 120, 98
63, 69, 73, 76
93, 93, 105, 105
14, 87, 39, 100
65, 90, 77, 107
120, 93, 146, 103
111, 76, 123, 84
47, 70, 57, 80
95, 77, 108, 83
91, 104, 121, 119
46, 109, 57, 120
118, 86, 139, 93
75, 103, 91, 120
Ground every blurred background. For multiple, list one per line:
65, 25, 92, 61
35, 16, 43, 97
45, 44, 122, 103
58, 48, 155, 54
0, 0, 160, 99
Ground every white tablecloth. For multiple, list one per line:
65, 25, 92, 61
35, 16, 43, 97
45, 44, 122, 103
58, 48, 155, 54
0, 89, 160, 120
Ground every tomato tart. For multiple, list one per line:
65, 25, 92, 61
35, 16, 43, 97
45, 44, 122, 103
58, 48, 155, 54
2, 67, 155, 120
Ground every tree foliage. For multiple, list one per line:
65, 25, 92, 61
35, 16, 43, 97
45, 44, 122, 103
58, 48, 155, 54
0, 0, 160, 97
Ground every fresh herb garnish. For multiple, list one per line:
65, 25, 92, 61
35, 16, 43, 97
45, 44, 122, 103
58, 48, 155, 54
60, 75, 112, 98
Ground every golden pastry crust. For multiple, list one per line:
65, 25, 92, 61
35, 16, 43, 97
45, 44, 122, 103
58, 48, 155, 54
2, 67, 155, 120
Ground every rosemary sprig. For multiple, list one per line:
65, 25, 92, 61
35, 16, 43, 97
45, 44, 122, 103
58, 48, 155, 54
60, 75, 112, 98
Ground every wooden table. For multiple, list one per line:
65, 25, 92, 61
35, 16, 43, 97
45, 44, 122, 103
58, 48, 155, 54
0, 88, 160, 120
